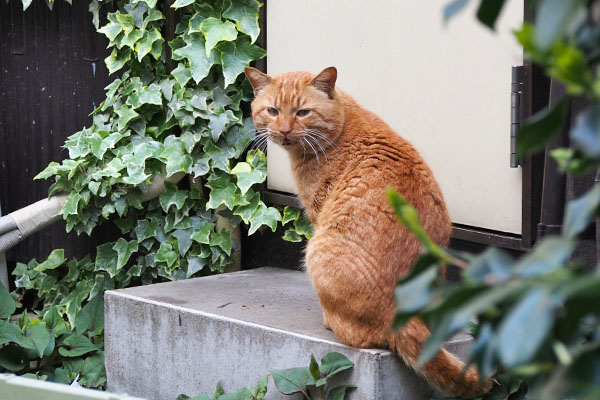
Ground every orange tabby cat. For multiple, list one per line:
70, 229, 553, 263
245, 66, 490, 397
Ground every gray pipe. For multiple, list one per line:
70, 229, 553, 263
0, 230, 22, 254
0, 215, 17, 236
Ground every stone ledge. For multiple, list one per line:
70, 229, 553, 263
105, 267, 471, 400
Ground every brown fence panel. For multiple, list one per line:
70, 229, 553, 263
0, 0, 115, 269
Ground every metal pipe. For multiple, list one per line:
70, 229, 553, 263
0, 215, 17, 236
0, 230, 22, 254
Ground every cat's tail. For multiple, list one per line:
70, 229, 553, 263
387, 317, 492, 398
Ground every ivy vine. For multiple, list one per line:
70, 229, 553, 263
0, 0, 310, 388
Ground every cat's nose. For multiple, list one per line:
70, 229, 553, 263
280, 127, 292, 136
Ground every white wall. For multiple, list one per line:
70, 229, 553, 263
266, 0, 524, 234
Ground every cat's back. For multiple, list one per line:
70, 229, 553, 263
323, 92, 451, 245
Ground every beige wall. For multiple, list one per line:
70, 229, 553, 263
266, 0, 524, 234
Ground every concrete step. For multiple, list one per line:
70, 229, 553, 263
105, 267, 472, 400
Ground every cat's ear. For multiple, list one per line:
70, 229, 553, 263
312, 67, 337, 99
245, 67, 272, 95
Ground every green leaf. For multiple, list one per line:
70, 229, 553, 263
34, 249, 66, 272
156, 243, 179, 268
115, 13, 135, 35
206, 175, 237, 210
58, 333, 98, 357
282, 229, 302, 242
466, 247, 514, 284
234, 191, 260, 223
535, 0, 587, 50
22, 0, 33, 11
105, 47, 131, 75
219, 388, 253, 400
218, 36, 266, 87
135, 219, 160, 242
62, 193, 81, 218
95, 243, 119, 277
282, 206, 301, 225
248, 204, 281, 235
513, 236, 575, 277
43, 306, 67, 333
172, 63, 192, 87
172, 0, 195, 8
173, 33, 219, 83
135, 28, 163, 62
571, 104, 600, 158
309, 354, 320, 381
210, 231, 232, 256
28, 324, 51, 358
115, 105, 139, 131
476, 0, 507, 30
250, 376, 268, 400
394, 267, 437, 314
76, 295, 104, 336
113, 238, 139, 270
191, 222, 216, 245
160, 187, 189, 212
387, 189, 448, 262
161, 140, 193, 177
563, 184, 600, 237
223, 0, 262, 42
270, 367, 315, 395
137, 83, 163, 106
98, 13, 122, 41
326, 385, 356, 400
516, 97, 570, 158
0, 344, 28, 371
172, 229, 194, 256
319, 352, 354, 380
0, 281, 16, 319
200, 17, 238, 57
497, 289, 557, 367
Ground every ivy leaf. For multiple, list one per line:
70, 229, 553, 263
115, 105, 139, 131
206, 175, 237, 210
248, 204, 281, 235
156, 243, 179, 268
173, 33, 219, 84
171, 0, 195, 8
76, 295, 104, 336
218, 37, 266, 87
172, 63, 192, 87
200, 17, 238, 57
191, 222, 216, 245
135, 28, 164, 62
115, 13, 135, 35
113, 238, 139, 270
58, 333, 98, 357
210, 231, 232, 256
159, 186, 188, 212
105, 47, 131, 75
326, 385, 356, 400
282, 206, 301, 225
223, 0, 262, 43
187, 257, 208, 278
98, 13, 122, 41
160, 140, 193, 176
172, 229, 194, 256
250, 376, 268, 400
43, 306, 67, 332
34, 249, 66, 272
62, 193, 81, 218
232, 164, 266, 195
135, 219, 160, 242
203, 141, 233, 172
95, 243, 119, 277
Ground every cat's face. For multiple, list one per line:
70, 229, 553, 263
245, 67, 345, 154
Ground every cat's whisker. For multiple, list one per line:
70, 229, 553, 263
299, 137, 307, 163
306, 134, 329, 162
303, 136, 320, 164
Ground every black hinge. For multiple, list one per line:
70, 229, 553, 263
511, 65, 526, 168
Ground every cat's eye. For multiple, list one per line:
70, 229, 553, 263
267, 107, 279, 116
297, 109, 311, 117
